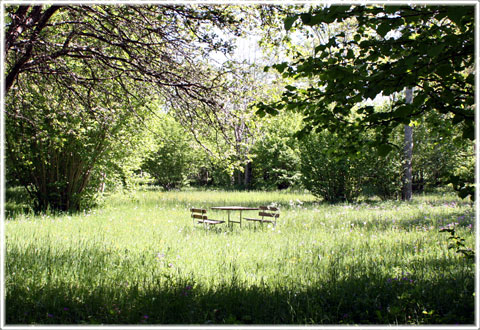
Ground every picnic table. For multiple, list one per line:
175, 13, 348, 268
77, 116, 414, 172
210, 206, 259, 227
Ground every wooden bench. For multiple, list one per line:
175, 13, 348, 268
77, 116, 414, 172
190, 208, 225, 226
244, 206, 280, 227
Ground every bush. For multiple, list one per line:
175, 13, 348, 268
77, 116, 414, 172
299, 130, 364, 202
251, 113, 303, 190
362, 150, 402, 200
299, 129, 404, 202
141, 114, 195, 190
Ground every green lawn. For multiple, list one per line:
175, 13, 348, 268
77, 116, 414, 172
5, 188, 476, 325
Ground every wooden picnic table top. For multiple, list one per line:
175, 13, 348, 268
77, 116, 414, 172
210, 206, 259, 211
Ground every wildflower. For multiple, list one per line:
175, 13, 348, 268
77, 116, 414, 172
143, 315, 149, 319
47, 313, 54, 318
63, 307, 69, 311
156, 253, 165, 260
182, 285, 193, 296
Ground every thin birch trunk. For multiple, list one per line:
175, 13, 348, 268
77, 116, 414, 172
402, 87, 414, 201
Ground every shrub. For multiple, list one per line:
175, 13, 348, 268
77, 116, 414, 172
299, 130, 364, 202
141, 114, 195, 190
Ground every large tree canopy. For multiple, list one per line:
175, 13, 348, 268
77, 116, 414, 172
5, 5, 241, 100
4, 4, 243, 211
260, 5, 474, 143
258, 4, 475, 198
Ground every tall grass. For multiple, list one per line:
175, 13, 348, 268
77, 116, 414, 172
5, 188, 475, 325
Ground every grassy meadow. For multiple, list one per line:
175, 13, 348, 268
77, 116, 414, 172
5, 188, 476, 325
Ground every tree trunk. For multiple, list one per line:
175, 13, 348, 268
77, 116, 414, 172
5, 5, 62, 93
402, 87, 414, 201
244, 161, 252, 188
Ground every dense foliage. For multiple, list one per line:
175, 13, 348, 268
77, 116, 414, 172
141, 114, 196, 190
250, 113, 302, 190
4, 4, 242, 211
5, 71, 151, 211
299, 127, 404, 202
258, 4, 475, 199
4, 4, 475, 211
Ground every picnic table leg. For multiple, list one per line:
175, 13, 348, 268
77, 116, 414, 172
239, 210, 242, 228
227, 210, 231, 227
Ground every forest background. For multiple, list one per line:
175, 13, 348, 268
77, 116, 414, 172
3, 4, 475, 213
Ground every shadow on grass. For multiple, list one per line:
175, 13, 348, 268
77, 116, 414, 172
5, 186, 35, 219
6, 247, 475, 325
346, 209, 475, 233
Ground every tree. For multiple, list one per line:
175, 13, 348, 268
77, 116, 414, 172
299, 130, 364, 202
250, 112, 303, 190
141, 113, 196, 190
4, 4, 243, 211
403, 87, 414, 201
258, 4, 475, 199
5, 5, 240, 93
410, 110, 474, 194
5, 67, 156, 211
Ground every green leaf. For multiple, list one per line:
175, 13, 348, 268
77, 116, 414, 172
427, 44, 445, 57
286, 103, 298, 110
284, 15, 298, 31
308, 14, 326, 26
300, 13, 312, 25
436, 64, 454, 77
256, 108, 266, 118
314, 44, 326, 54
385, 5, 402, 14
462, 123, 474, 140
404, 55, 419, 68
452, 114, 463, 124
346, 49, 354, 59
273, 62, 288, 73
412, 93, 427, 107
446, 6, 472, 27
377, 144, 393, 157
265, 106, 279, 116
394, 105, 412, 118
294, 128, 309, 140
466, 73, 474, 85
376, 21, 391, 38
